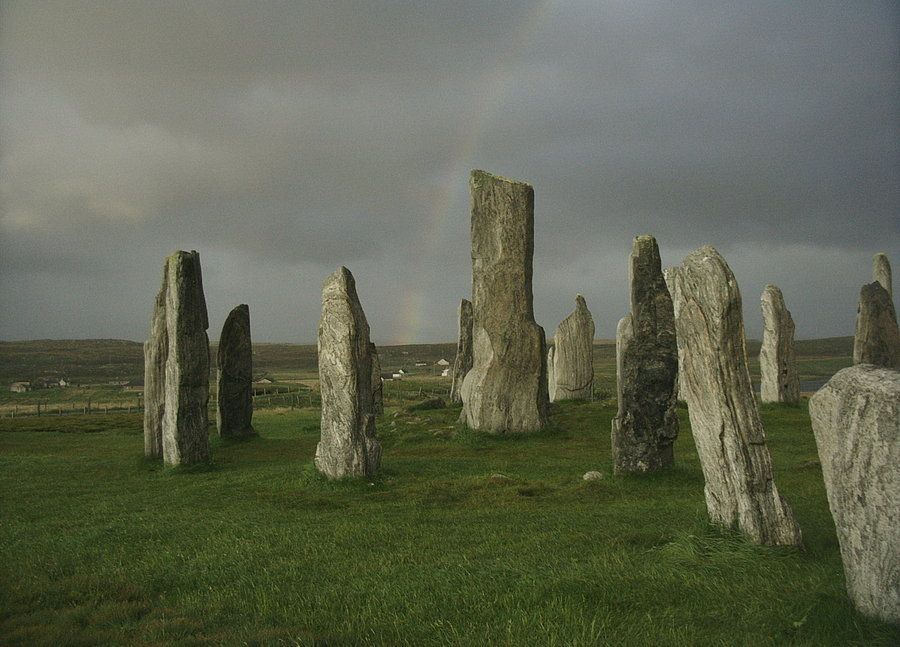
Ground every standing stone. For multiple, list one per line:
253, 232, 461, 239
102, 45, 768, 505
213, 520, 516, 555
809, 365, 899, 623
873, 253, 892, 298
143, 262, 169, 458
853, 282, 900, 369
216, 304, 254, 437
460, 170, 548, 433
612, 236, 679, 473
547, 345, 556, 402
759, 285, 800, 403
550, 295, 594, 401
370, 342, 384, 415
162, 251, 211, 466
662, 267, 685, 399
316, 267, 382, 479
449, 299, 473, 404
671, 246, 801, 545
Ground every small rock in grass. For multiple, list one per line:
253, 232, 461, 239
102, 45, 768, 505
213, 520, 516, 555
583, 471, 603, 481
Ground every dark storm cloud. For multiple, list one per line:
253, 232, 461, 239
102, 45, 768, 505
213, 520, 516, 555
1, 1, 897, 343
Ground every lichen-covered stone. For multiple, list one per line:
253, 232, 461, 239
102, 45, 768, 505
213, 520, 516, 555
216, 304, 254, 437
662, 266, 684, 400
671, 246, 801, 545
370, 342, 384, 415
449, 299, 473, 405
873, 252, 892, 298
316, 267, 382, 479
547, 345, 556, 402
809, 365, 900, 623
162, 251, 211, 466
550, 295, 594, 402
612, 236, 679, 473
853, 282, 900, 369
460, 170, 548, 433
759, 285, 800, 403
143, 261, 169, 458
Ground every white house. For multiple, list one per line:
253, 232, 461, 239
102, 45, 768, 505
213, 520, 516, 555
9, 382, 30, 393
436, 359, 450, 367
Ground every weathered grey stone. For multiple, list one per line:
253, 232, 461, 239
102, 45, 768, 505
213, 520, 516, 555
547, 345, 556, 402
370, 342, 384, 415
449, 299, 473, 405
873, 253, 892, 298
853, 282, 900, 369
143, 261, 169, 458
316, 267, 382, 479
662, 267, 685, 399
162, 251, 211, 466
612, 236, 679, 474
216, 304, 254, 437
459, 170, 549, 433
671, 246, 801, 545
582, 470, 603, 481
759, 285, 800, 403
809, 365, 900, 623
550, 295, 594, 402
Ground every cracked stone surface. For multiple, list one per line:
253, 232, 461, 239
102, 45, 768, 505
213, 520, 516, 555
853, 282, 900, 369
671, 245, 801, 545
459, 170, 548, 433
759, 285, 800, 403
143, 260, 169, 459
873, 252, 892, 298
449, 299, 473, 405
550, 295, 594, 402
809, 365, 900, 623
316, 266, 382, 479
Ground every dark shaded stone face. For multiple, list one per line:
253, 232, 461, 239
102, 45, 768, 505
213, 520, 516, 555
449, 299, 473, 405
853, 281, 900, 369
217, 304, 254, 437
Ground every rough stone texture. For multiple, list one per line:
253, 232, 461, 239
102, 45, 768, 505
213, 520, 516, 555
809, 365, 900, 623
662, 267, 685, 399
759, 285, 800, 403
449, 299, 473, 404
143, 261, 169, 458
316, 267, 382, 479
370, 342, 383, 415
547, 345, 556, 402
583, 471, 603, 481
612, 236, 679, 474
459, 170, 549, 433
873, 253, 892, 298
162, 251, 211, 466
216, 304, 254, 437
550, 295, 594, 402
853, 282, 900, 369
671, 246, 801, 545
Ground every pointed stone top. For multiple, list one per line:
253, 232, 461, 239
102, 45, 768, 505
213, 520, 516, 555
461, 297, 472, 307
631, 235, 662, 268
166, 249, 208, 330
762, 284, 784, 301
575, 294, 587, 309
323, 266, 361, 303
470, 169, 532, 189
873, 253, 892, 296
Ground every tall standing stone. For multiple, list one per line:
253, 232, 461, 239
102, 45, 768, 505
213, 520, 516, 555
370, 342, 384, 415
612, 236, 679, 473
316, 267, 382, 479
809, 365, 899, 624
853, 282, 900, 369
671, 246, 801, 545
162, 251, 211, 466
550, 295, 594, 402
143, 262, 169, 458
460, 170, 548, 433
216, 304, 254, 437
547, 345, 556, 402
449, 299, 473, 405
759, 285, 800, 403
662, 267, 685, 399
873, 253, 892, 298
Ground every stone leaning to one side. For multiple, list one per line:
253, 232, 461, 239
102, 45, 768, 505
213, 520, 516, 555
671, 246, 801, 545
759, 285, 800, 404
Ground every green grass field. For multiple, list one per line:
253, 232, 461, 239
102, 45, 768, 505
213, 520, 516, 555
1, 399, 897, 646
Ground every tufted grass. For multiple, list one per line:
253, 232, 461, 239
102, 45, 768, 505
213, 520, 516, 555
1, 401, 897, 646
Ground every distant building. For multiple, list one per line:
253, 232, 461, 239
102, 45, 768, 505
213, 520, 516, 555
381, 372, 396, 381
415, 362, 428, 367
9, 382, 30, 393
436, 359, 450, 367
58, 378, 70, 388
440, 368, 450, 378
254, 376, 274, 385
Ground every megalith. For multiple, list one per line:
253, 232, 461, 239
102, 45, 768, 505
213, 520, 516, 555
547, 345, 556, 403
873, 253, 892, 298
853, 282, 900, 369
612, 236, 679, 473
809, 365, 899, 624
671, 246, 801, 545
316, 267, 382, 479
449, 299, 473, 404
459, 170, 548, 433
216, 304, 254, 437
162, 251, 211, 466
143, 261, 169, 459
759, 285, 800, 403
550, 295, 594, 402
662, 266, 685, 399
370, 342, 383, 415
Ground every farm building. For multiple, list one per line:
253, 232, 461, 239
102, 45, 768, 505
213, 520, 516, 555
9, 382, 30, 393
441, 368, 450, 378
436, 359, 450, 367
254, 376, 274, 385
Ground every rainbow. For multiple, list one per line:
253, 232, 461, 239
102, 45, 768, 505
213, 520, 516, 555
392, 0, 558, 344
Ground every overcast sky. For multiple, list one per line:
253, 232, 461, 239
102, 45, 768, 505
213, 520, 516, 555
1, 1, 897, 344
